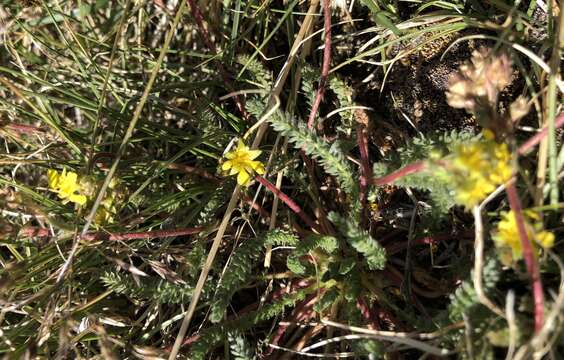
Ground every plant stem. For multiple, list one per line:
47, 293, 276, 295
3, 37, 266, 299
20, 226, 206, 241
357, 122, 371, 213
545, 8, 564, 205
519, 113, 564, 155
372, 161, 426, 186
506, 181, 544, 333
306, 0, 331, 129
255, 174, 321, 233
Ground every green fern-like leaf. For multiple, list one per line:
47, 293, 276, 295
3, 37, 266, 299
196, 185, 231, 226
227, 331, 256, 360
209, 239, 263, 323
242, 286, 309, 324
328, 75, 355, 135
236, 55, 273, 90
328, 212, 386, 270
209, 229, 303, 322
189, 287, 310, 359
286, 234, 338, 275
189, 327, 226, 360
448, 256, 501, 322
264, 228, 299, 247
300, 66, 318, 117
101, 272, 196, 304
246, 97, 268, 120
267, 113, 358, 201
442, 257, 502, 360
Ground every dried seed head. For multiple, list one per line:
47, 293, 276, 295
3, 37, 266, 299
446, 49, 512, 111
509, 96, 531, 123
445, 74, 476, 109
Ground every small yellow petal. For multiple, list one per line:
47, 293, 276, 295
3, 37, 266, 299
253, 162, 265, 175
237, 170, 251, 186
247, 149, 262, 160
237, 140, 248, 150
222, 161, 233, 171
536, 231, 555, 249
69, 193, 87, 206
47, 169, 60, 189
64, 171, 78, 184
229, 167, 239, 176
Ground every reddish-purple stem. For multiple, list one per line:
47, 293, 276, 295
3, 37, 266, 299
356, 297, 380, 330
519, 113, 564, 155
506, 181, 544, 333
357, 123, 372, 207
306, 0, 331, 129
20, 226, 205, 241
242, 194, 271, 220
372, 161, 426, 186
255, 174, 321, 232
369, 113, 563, 188
3, 123, 44, 135
267, 293, 319, 355
185, 0, 216, 52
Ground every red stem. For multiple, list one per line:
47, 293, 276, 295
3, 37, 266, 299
242, 194, 271, 220
506, 181, 544, 333
369, 113, 563, 188
20, 226, 205, 241
185, 0, 216, 52
357, 123, 372, 209
255, 174, 322, 233
518, 113, 564, 155
3, 123, 45, 135
267, 293, 319, 355
306, 0, 332, 129
372, 161, 426, 186
356, 296, 380, 330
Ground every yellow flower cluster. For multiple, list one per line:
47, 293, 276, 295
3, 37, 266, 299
48, 168, 87, 206
494, 210, 555, 261
446, 135, 512, 208
47, 168, 118, 224
221, 140, 265, 186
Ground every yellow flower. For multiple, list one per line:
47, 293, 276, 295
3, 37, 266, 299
47, 168, 87, 206
536, 231, 555, 249
221, 140, 265, 186
494, 210, 555, 260
446, 137, 513, 208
